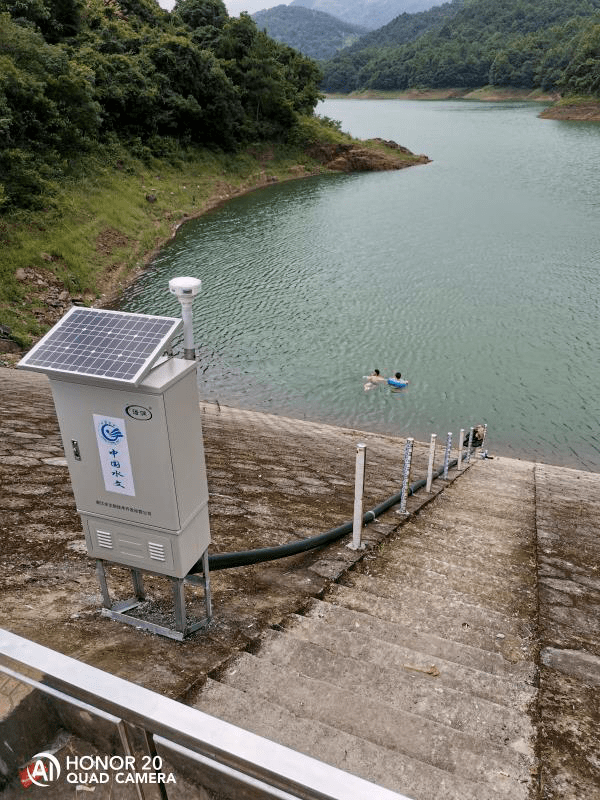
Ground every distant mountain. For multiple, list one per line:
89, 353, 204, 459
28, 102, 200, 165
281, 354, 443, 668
253, 5, 367, 60
289, 0, 438, 30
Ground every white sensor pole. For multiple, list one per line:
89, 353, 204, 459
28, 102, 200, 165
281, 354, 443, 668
168, 277, 202, 361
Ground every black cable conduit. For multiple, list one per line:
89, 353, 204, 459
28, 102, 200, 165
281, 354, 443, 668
190, 457, 460, 574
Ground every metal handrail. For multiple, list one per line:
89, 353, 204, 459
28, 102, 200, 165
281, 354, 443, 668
0, 629, 412, 800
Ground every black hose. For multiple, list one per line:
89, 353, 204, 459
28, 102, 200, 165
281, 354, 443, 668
190, 457, 459, 574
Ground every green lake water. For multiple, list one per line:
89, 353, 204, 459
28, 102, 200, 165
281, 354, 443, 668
120, 99, 600, 471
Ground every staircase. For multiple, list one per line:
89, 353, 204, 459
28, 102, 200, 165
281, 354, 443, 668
193, 457, 540, 799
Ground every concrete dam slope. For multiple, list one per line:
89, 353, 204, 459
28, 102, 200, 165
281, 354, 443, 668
195, 456, 600, 799
1, 366, 599, 798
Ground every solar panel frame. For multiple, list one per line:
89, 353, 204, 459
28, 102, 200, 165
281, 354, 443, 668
18, 306, 183, 386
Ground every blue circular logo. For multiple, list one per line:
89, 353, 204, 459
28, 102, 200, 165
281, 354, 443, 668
99, 422, 124, 443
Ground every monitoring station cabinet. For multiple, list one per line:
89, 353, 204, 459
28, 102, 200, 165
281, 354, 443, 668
18, 306, 211, 580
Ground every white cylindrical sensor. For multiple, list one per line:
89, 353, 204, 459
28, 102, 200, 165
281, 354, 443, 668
169, 277, 202, 360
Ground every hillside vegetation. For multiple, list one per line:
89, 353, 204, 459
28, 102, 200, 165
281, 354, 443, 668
253, 4, 367, 60
0, 0, 324, 212
321, 0, 600, 95
0, 0, 432, 351
0, 0, 427, 350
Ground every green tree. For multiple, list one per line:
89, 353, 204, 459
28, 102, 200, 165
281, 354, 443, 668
561, 20, 600, 94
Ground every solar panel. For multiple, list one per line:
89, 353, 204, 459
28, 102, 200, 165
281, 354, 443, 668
18, 306, 182, 386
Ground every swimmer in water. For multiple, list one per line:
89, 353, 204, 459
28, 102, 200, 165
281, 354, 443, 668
364, 368, 387, 391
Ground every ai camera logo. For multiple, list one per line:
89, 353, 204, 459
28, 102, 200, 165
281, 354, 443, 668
99, 421, 124, 444
20, 752, 61, 788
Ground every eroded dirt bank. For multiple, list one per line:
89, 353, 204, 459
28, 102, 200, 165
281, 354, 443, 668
539, 102, 600, 121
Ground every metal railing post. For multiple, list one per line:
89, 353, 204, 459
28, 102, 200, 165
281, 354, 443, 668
425, 433, 437, 492
442, 432, 452, 479
399, 438, 414, 514
349, 443, 367, 550
457, 428, 464, 470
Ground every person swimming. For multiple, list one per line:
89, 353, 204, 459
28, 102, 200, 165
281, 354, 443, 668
364, 368, 387, 391
366, 369, 386, 383
388, 372, 409, 389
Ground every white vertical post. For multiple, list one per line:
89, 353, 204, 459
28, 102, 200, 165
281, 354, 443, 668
442, 432, 452, 479
457, 428, 465, 470
466, 426, 474, 462
168, 277, 202, 361
399, 438, 414, 514
425, 433, 437, 492
349, 443, 367, 550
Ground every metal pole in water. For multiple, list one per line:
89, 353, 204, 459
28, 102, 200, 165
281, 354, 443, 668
466, 426, 474, 462
442, 432, 452, 479
349, 443, 367, 550
399, 438, 414, 514
457, 428, 465, 470
425, 433, 437, 492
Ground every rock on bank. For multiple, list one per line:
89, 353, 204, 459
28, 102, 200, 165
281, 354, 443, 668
308, 139, 430, 172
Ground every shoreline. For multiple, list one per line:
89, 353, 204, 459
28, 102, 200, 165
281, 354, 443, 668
0, 135, 427, 360
324, 88, 600, 120
324, 87, 559, 103
98, 144, 428, 312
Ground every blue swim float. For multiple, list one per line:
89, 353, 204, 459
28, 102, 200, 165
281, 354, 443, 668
387, 378, 408, 388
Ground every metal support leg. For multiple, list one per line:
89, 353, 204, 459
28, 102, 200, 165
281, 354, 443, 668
96, 560, 112, 609
117, 720, 147, 800
173, 578, 186, 634
96, 558, 210, 640
131, 569, 145, 601
140, 729, 169, 800
201, 549, 212, 620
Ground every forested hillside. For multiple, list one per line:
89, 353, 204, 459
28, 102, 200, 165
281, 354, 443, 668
289, 0, 437, 30
321, 0, 600, 95
253, 4, 367, 60
0, 0, 323, 211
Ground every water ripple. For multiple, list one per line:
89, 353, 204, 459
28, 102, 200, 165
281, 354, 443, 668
120, 101, 600, 472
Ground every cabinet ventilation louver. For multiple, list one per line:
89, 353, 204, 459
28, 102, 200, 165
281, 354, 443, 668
96, 530, 113, 549
148, 542, 166, 562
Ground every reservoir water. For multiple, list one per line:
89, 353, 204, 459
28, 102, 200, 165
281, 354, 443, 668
120, 100, 600, 471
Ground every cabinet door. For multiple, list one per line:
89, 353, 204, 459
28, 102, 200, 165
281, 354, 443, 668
51, 380, 181, 530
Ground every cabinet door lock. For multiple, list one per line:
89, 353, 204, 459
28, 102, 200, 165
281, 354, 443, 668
71, 440, 81, 461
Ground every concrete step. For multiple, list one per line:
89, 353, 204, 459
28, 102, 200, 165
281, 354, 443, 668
256, 628, 533, 749
343, 573, 532, 638
409, 510, 534, 543
195, 678, 524, 800
397, 516, 535, 552
213, 653, 532, 792
363, 558, 537, 615
284, 613, 535, 709
382, 533, 536, 578
305, 599, 536, 680
364, 547, 535, 597
327, 581, 532, 655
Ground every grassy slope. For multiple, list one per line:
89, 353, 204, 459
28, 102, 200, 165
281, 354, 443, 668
0, 122, 423, 353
